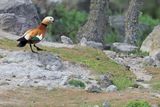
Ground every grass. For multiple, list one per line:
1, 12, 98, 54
125, 100, 151, 107
131, 50, 149, 57
68, 79, 86, 89
0, 38, 135, 90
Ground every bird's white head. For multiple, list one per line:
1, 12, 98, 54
42, 16, 54, 25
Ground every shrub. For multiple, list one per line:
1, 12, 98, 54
139, 14, 160, 27
68, 79, 86, 88
125, 100, 151, 107
47, 4, 88, 42
104, 30, 120, 44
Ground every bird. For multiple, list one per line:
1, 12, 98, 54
17, 16, 54, 53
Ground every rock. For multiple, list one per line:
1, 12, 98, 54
106, 85, 117, 92
103, 101, 110, 107
80, 37, 87, 46
140, 25, 160, 56
152, 104, 159, 107
103, 50, 117, 59
86, 84, 102, 93
153, 52, 160, 66
86, 41, 103, 50
143, 56, 155, 66
112, 42, 138, 53
0, 49, 93, 89
61, 35, 73, 44
0, 0, 39, 35
79, 37, 104, 50
103, 44, 111, 50
98, 75, 112, 88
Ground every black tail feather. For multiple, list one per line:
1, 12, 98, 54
17, 37, 28, 47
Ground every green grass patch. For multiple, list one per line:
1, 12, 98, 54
152, 82, 160, 91
112, 76, 133, 90
68, 79, 86, 89
131, 50, 149, 57
125, 100, 151, 107
0, 39, 135, 90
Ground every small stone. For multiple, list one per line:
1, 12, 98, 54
86, 84, 102, 93
143, 56, 155, 66
80, 37, 87, 46
0, 82, 9, 86
103, 50, 117, 59
98, 75, 112, 88
5, 79, 11, 81
103, 101, 110, 107
34, 81, 39, 83
86, 41, 103, 50
106, 85, 117, 92
12, 75, 16, 78
61, 35, 73, 44
112, 42, 138, 53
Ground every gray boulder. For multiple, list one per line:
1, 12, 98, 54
105, 85, 117, 92
80, 37, 103, 50
61, 35, 73, 44
86, 84, 102, 93
153, 51, 160, 67
0, 0, 39, 35
143, 56, 155, 66
140, 25, 160, 56
112, 42, 138, 53
98, 75, 112, 88
86, 41, 103, 50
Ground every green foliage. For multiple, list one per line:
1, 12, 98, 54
131, 50, 149, 57
68, 79, 85, 88
112, 76, 133, 90
139, 14, 160, 27
47, 4, 88, 42
152, 81, 160, 91
104, 31, 120, 44
125, 100, 151, 107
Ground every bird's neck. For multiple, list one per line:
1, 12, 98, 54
37, 23, 48, 30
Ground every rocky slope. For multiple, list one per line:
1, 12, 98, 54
0, 49, 94, 90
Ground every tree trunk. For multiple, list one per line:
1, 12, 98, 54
77, 0, 109, 43
124, 0, 144, 45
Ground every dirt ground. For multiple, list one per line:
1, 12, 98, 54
0, 87, 159, 107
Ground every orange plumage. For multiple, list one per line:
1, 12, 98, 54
17, 16, 54, 53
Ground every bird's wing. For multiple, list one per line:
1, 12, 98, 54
24, 29, 43, 41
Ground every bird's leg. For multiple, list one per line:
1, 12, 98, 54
30, 43, 37, 53
33, 44, 44, 51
